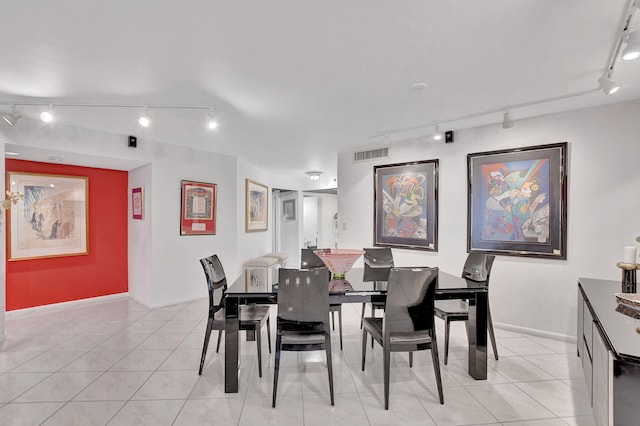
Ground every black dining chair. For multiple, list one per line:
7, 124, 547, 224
273, 267, 334, 407
198, 255, 271, 377
362, 267, 443, 409
301, 248, 343, 350
361, 247, 394, 329
434, 253, 498, 365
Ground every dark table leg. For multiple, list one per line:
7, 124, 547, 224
466, 290, 488, 380
225, 295, 241, 393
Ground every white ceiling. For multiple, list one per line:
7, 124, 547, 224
1, 1, 639, 177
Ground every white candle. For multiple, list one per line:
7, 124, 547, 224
624, 246, 637, 264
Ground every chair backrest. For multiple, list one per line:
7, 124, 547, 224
461, 253, 495, 285
383, 267, 439, 336
200, 254, 227, 311
301, 248, 325, 268
277, 268, 330, 327
363, 247, 394, 282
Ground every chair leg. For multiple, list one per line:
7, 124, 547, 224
430, 331, 444, 404
444, 318, 451, 365
256, 326, 263, 378
383, 344, 391, 410
267, 317, 272, 354
360, 303, 366, 329
325, 332, 335, 406
487, 307, 499, 360
331, 311, 335, 331
338, 307, 343, 351
272, 331, 282, 408
216, 330, 223, 353
361, 328, 368, 371
409, 351, 413, 368
199, 317, 214, 375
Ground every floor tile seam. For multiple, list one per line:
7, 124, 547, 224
2, 371, 54, 404
10, 370, 109, 405
461, 381, 565, 421
518, 357, 577, 380
510, 379, 574, 417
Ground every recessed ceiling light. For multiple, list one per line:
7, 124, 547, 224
48, 156, 64, 162
411, 82, 429, 91
4, 151, 20, 156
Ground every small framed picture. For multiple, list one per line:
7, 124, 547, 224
132, 187, 144, 220
245, 179, 268, 232
282, 199, 296, 221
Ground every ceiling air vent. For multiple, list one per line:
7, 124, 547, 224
353, 146, 390, 162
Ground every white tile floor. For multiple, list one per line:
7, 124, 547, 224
0, 296, 595, 426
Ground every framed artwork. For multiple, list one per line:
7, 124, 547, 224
374, 159, 439, 251
245, 179, 268, 232
282, 199, 296, 221
180, 180, 216, 235
245, 268, 270, 292
467, 142, 568, 259
132, 187, 144, 220
7, 172, 88, 261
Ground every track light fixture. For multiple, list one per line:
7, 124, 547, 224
433, 124, 442, 140
597, 73, 620, 95
306, 171, 322, 181
138, 107, 151, 127
502, 111, 514, 129
622, 29, 640, 60
40, 105, 54, 123
1, 105, 21, 126
0, 102, 220, 130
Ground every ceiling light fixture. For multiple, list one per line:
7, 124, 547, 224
433, 125, 442, 140
306, 171, 322, 181
207, 108, 218, 130
138, 107, 151, 127
40, 105, 54, 123
622, 29, 640, 60
502, 111, 514, 129
1, 105, 22, 126
597, 73, 620, 95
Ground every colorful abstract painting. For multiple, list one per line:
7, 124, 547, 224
374, 160, 438, 251
467, 142, 567, 259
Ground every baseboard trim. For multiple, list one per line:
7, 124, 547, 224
495, 321, 576, 343
6, 293, 129, 318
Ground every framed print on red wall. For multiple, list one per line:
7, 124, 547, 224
180, 180, 216, 235
7, 172, 89, 261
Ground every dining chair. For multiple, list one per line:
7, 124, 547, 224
361, 247, 394, 329
198, 255, 272, 377
273, 267, 334, 407
434, 253, 498, 365
301, 248, 343, 350
362, 267, 443, 409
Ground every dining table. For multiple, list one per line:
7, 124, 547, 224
223, 267, 488, 393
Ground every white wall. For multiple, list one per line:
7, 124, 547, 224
128, 164, 153, 306
275, 190, 300, 267
303, 196, 319, 247
338, 100, 640, 339
317, 194, 337, 249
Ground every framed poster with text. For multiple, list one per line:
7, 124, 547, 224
180, 180, 216, 235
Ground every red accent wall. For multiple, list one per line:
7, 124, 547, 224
5, 160, 128, 310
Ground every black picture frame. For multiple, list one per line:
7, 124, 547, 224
374, 159, 438, 251
467, 142, 568, 259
